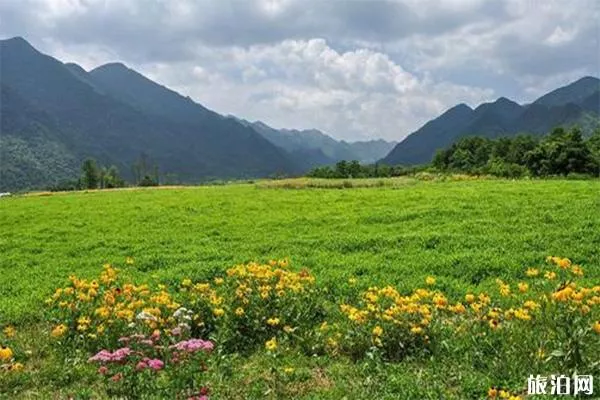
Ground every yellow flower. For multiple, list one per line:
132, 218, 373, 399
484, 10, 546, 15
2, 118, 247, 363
126, 257, 135, 265
465, 294, 475, 303
348, 277, 357, 286
283, 367, 295, 374
410, 326, 424, 335
517, 282, 528, 293
283, 325, 294, 333
571, 265, 584, 276
0, 346, 13, 361
526, 268, 539, 277
372, 325, 383, 337
593, 321, 600, 334
544, 271, 557, 280
267, 317, 280, 326
181, 278, 192, 287
425, 276, 436, 285
3, 326, 16, 338
235, 307, 245, 316
212, 308, 225, 317
265, 337, 277, 351
523, 300, 539, 310
514, 308, 531, 321
488, 387, 498, 398
214, 277, 224, 285
10, 362, 24, 372
51, 324, 68, 338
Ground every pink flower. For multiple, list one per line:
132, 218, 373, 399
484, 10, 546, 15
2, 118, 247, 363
147, 359, 164, 371
111, 373, 123, 382
171, 339, 214, 353
98, 366, 109, 375
135, 361, 148, 371
111, 347, 131, 362
89, 347, 131, 363
89, 350, 113, 363
171, 326, 182, 336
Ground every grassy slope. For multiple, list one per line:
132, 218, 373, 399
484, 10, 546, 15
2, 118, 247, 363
1, 179, 599, 324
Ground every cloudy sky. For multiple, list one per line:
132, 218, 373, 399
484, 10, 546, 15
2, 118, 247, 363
1, 0, 598, 141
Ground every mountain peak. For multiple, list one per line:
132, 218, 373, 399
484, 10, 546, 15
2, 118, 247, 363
0, 36, 38, 54
533, 75, 600, 107
90, 62, 131, 74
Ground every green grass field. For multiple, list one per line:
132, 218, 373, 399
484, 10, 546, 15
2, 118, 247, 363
1, 178, 599, 398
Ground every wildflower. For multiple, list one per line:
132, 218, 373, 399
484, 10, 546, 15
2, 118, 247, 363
10, 362, 24, 372
488, 387, 498, 398
593, 321, 600, 334
372, 325, 383, 337
514, 308, 531, 321
147, 359, 164, 371
410, 326, 424, 335
181, 278, 192, 287
267, 317, 280, 326
213, 308, 225, 317
0, 346, 13, 361
544, 271, 557, 280
171, 338, 214, 353
523, 300, 539, 310
51, 324, 68, 338
348, 277, 357, 286
517, 282, 528, 293
234, 307, 245, 317
283, 325, 294, 333
111, 373, 123, 382
98, 366, 109, 375
526, 268, 539, 277
214, 277, 224, 285
283, 367, 295, 374
3, 326, 16, 338
265, 337, 277, 351
425, 276, 436, 285
126, 257, 135, 265
465, 294, 475, 303
571, 265, 584, 276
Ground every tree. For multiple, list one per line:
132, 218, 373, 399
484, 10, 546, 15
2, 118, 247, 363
81, 158, 99, 189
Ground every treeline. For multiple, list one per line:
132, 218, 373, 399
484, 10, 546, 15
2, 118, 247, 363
308, 160, 426, 179
49, 153, 161, 191
433, 127, 600, 177
308, 127, 600, 179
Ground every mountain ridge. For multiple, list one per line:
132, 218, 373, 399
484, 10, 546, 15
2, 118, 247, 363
381, 76, 600, 165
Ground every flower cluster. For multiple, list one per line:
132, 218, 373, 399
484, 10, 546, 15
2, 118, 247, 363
179, 259, 322, 352
0, 326, 23, 373
88, 331, 213, 398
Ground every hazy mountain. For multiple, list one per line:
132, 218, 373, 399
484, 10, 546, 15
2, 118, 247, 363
0, 37, 297, 191
234, 118, 396, 169
381, 76, 600, 166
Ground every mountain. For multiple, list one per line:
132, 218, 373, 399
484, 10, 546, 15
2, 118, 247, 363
0, 37, 297, 191
382, 76, 600, 166
233, 118, 396, 169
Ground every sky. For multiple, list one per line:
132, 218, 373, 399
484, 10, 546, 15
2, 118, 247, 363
0, 0, 598, 142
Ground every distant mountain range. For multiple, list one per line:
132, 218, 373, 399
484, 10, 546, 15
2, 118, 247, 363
0, 37, 394, 191
1, 36, 598, 191
381, 76, 600, 165
231, 118, 396, 169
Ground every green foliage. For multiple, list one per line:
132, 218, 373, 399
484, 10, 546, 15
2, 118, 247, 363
433, 127, 599, 177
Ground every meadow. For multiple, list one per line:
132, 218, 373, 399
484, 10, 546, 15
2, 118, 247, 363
0, 178, 599, 399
